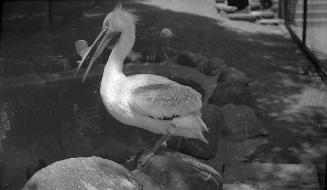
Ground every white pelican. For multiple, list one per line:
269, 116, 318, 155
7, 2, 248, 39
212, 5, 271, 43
75, 5, 208, 166
159, 28, 173, 51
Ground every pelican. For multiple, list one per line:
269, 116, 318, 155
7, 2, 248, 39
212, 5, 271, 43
157, 28, 174, 63
75, 5, 208, 166
159, 28, 173, 51
138, 27, 174, 64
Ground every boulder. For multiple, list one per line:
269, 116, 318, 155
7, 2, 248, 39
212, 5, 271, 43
198, 58, 226, 76
131, 170, 161, 190
23, 153, 223, 190
210, 67, 252, 106
207, 104, 268, 169
217, 67, 249, 84
207, 137, 268, 171
176, 52, 226, 77
23, 157, 141, 190
220, 104, 268, 141
167, 104, 223, 160
177, 51, 209, 68
209, 82, 248, 106
138, 150, 223, 190
233, 87, 254, 106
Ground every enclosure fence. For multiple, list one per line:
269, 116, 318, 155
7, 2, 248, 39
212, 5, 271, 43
283, 0, 327, 80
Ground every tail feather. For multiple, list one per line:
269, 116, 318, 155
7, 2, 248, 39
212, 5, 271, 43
171, 113, 209, 144
196, 113, 208, 132
196, 130, 208, 144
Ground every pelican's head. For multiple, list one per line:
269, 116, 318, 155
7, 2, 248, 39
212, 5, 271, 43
75, 4, 137, 82
103, 5, 137, 34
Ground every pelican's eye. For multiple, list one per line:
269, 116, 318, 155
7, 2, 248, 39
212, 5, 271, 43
103, 16, 111, 29
104, 21, 110, 28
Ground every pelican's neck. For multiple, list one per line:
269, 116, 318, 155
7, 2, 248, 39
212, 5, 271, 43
103, 24, 135, 81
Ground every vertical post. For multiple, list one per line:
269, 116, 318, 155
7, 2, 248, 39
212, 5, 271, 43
302, 0, 307, 44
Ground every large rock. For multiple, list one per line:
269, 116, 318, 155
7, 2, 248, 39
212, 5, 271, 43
198, 58, 226, 76
131, 170, 161, 190
138, 150, 223, 190
209, 82, 250, 106
207, 137, 268, 171
206, 104, 268, 169
167, 104, 223, 160
23, 157, 141, 190
217, 67, 249, 84
210, 67, 252, 106
221, 104, 268, 141
176, 52, 226, 76
23, 153, 223, 190
177, 51, 209, 68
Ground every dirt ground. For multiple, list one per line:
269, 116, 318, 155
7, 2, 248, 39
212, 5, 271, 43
1, 0, 326, 188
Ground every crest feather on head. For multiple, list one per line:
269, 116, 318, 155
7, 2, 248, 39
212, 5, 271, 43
112, 3, 139, 25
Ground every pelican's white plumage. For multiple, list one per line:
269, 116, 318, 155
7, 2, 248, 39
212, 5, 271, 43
101, 73, 208, 142
78, 6, 208, 144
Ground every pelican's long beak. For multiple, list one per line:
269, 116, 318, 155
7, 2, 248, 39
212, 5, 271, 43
74, 27, 119, 82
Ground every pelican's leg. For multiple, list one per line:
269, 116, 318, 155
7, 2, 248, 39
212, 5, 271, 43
152, 133, 170, 153
164, 40, 171, 64
166, 39, 170, 51
138, 133, 170, 168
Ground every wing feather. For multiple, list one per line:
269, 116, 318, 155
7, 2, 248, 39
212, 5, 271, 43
130, 83, 202, 119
